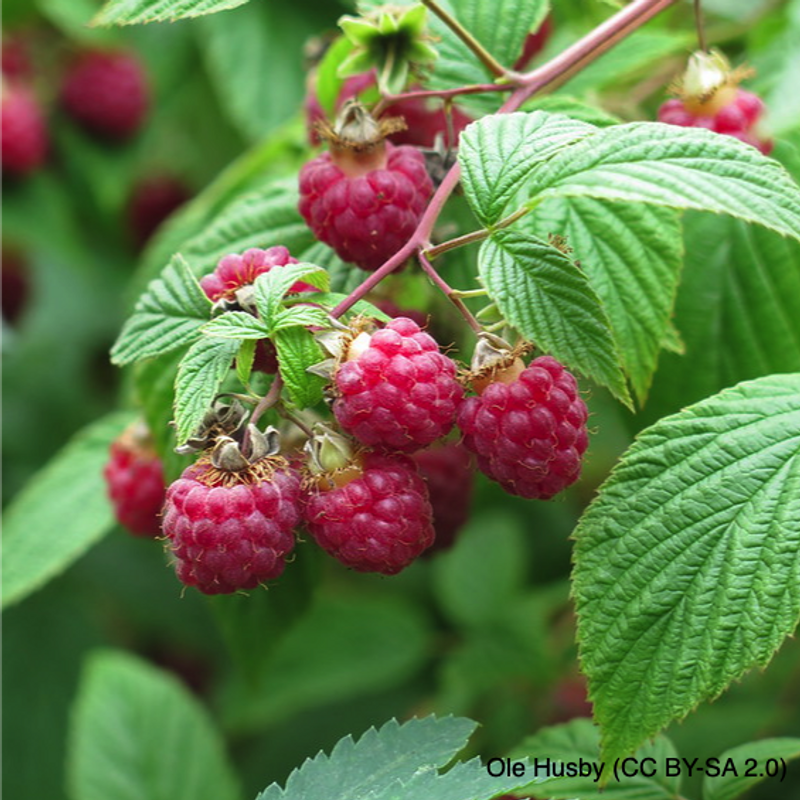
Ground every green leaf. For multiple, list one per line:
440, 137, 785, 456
527, 198, 683, 404
703, 738, 800, 800
644, 213, 800, 424
256, 715, 532, 800
235, 339, 256, 386
111, 254, 211, 366
195, 2, 317, 141
174, 336, 240, 444
182, 179, 316, 281
315, 36, 356, 116
202, 311, 271, 339
459, 111, 597, 225
286, 293, 392, 322
1, 412, 132, 609
253, 264, 329, 329
224, 595, 430, 732
68, 650, 241, 800
507, 719, 681, 800
529, 121, 800, 241
272, 326, 326, 409
270, 306, 331, 332
433, 512, 526, 629
573, 373, 800, 765
93, 0, 250, 25
479, 230, 630, 405
522, 95, 621, 127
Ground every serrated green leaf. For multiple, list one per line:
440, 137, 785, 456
270, 305, 330, 332
93, 0, 249, 26
236, 339, 256, 386
174, 336, 240, 444
1, 412, 133, 609
255, 715, 481, 800
272, 327, 326, 409
573, 373, 800, 765
202, 311, 271, 339
253, 264, 329, 329
182, 180, 316, 281
644, 213, 800, 425
529, 121, 800, 240
286, 292, 392, 322
522, 95, 621, 127
459, 111, 597, 225
479, 230, 630, 405
112, 254, 210, 366
703, 738, 800, 800
68, 651, 241, 800
527, 198, 683, 404
507, 719, 680, 800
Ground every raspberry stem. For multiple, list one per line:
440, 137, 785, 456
331, 0, 679, 317
418, 251, 483, 333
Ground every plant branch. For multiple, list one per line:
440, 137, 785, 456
421, 0, 508, 78
249, 374, 283, 427
332, 0, 679, 320
417, 251, 483, 333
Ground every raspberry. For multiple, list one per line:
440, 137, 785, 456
303, 450, 434, 574
2, 35, 33, 80
457, 356, 589, 499
103, 425, 166, 537
657, 52, 772, 154
1, 83, 48, 176
332, 317, 464, 452
127, 175, 190, 247
162, 452, 301, 595
413, 441, 474, 552
298, 141, 433, 271
60, 50, 148, 140
200, 246, 314, 302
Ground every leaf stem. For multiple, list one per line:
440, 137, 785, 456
249, 374, 284, 427
694, 0, 708, 52
417, 251, 483, 334
420, 0, 508, 78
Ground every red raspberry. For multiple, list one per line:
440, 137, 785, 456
303, 450, 434, 574
298, 142, 433, 271
103, 426, 166, 537
127, 175, 190, 247
200, 246, 314, 302
60, 50, 148, 140
457, 356, 589, 499
657, 88, 772, 154
162, 456, 301, 594
413, 441, 474, 552
1, 83, 48, 176
513, 15, 553, 70
332, 317, 464, 453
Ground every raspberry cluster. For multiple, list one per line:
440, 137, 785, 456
1, 84, 48, 176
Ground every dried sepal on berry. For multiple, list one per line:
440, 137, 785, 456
463, 332, 532, 395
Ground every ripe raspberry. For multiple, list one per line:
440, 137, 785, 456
303, 450, 434, 574
60, 50, 148, 140
413, 441, 474, 553
127, 175, 190, 247
332, 317, 464, 453
162, 450, 301, 595
1, 83, 48, 176
299, 101, 433, 271
103, 424, 166, 537
457, 356, 589, 499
